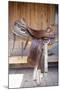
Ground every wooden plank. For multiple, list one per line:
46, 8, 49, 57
9, 55, 58, 65
30, 3, 35, 29
9, 56, 27, 64
25, 3, 31, 26
49, 4, 55, 25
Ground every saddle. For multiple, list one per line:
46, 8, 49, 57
12, 18, 57, 54
13, 18, 56, 40
12, 18, 57, 71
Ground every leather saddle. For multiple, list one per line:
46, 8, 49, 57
13, 18, 56, 40
12, 18, 57, 51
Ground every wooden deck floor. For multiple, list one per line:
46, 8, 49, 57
9, 67, 58, 88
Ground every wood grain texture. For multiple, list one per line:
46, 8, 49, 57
9, 2, 56, 31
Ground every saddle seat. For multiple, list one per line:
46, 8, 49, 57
27, 26, 55, 39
